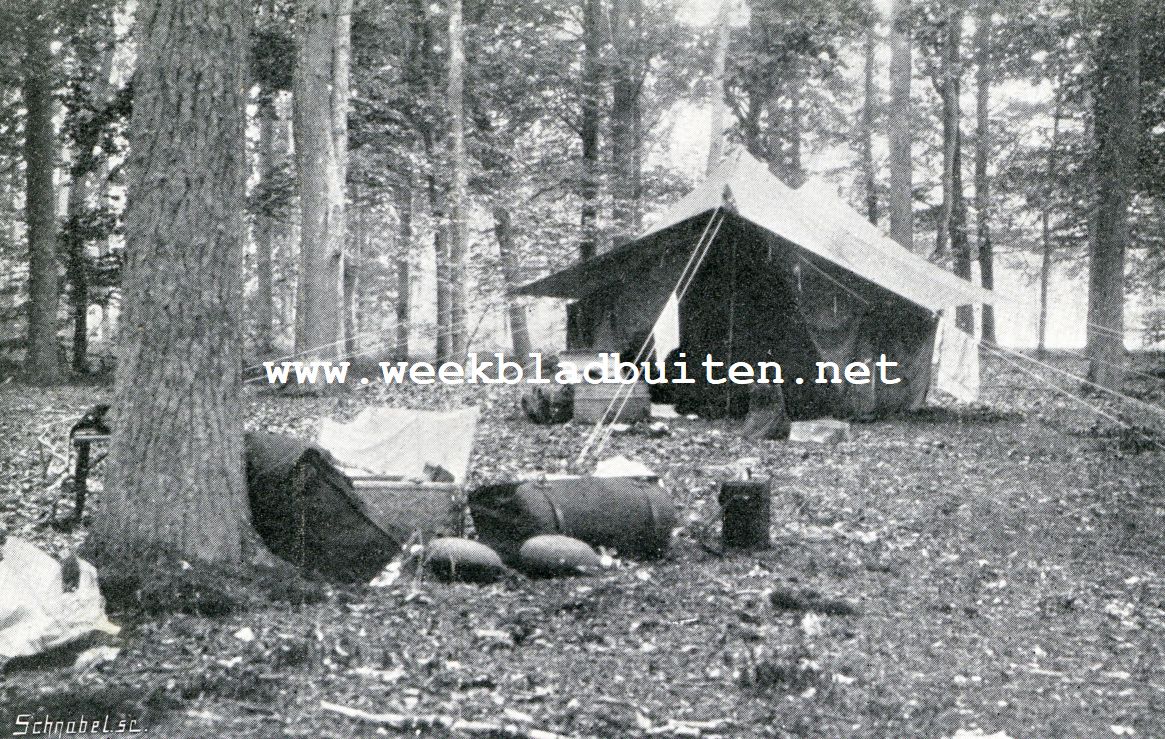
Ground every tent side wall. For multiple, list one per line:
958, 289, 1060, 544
565, 215, 940, 419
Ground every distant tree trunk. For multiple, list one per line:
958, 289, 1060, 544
344, 193, 362, 357
493, 205, 532, 358
1037, 83, 1063, 359
394, 183, 413, 360
447, 0, 468, 359
254, 93, 277, 356
973, 0, 994, 343
429, 163, 451, 361
861, 24, 878, 225
579, 0, 601, 260
1086, 2, 1140, 389
64, 23, 115, 376
706, 0, 732, 175
293, 0, 349, 362
610, 0, 643, 243
935, 0, 963, 260
65, 176, 89, 375
92, 0, 253, 565
22, 0, 62, 384
888, 0, 913, 251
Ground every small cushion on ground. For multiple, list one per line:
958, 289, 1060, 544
518, 535, 601, 578
424, 538, 506, 583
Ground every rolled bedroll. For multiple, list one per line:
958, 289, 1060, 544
468, 477, 676, 562
244, 432, 402, 582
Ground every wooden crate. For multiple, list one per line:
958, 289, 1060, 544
573, 381, 650, 424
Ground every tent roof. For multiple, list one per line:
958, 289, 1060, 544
516, 152, 994, 311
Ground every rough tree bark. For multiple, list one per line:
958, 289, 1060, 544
447, 0, 468, 359
579, 0, 601, 260
888, 0, 913, 251
973, 0, 994, 343
1086, 2, 1141, 389
293, 0, 349, 362
861, 23, 878, 225
22, 0, 63, 384
92, 0, 254, 565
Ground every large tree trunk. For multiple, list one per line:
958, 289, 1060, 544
973, 0, 994, 343
493, 205, 532, 358
1086, 2, 1140, 389
447, 0, 468, 359
293, 0, 349, 362
1036, 84, 1063, 359
579, 0, 601, 260
92, 0, 253, 565
861, 23, 878, 225
888, 0, 913, 251
610, 0, 643, 243
22, 0, 63, 384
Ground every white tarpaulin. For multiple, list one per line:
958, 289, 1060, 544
934, 317, 981, 403
0, 537, 120, 660
317, 406, 479, 483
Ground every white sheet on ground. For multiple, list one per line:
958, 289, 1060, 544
317, 406, 479, 483
0, 537, 120, 660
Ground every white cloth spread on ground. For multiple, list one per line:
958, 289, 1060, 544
934, 317, 980, 403
0, 537, 120, 660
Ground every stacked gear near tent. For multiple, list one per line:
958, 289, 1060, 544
515, 152, 994, 428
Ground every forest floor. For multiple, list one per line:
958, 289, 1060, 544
1, 352, 1164, 738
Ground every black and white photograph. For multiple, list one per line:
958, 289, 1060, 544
0, 0, 1163, 735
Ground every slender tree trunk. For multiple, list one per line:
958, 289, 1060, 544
861, 24, 878, 225
1086, 2, 1140, 389
973, 0, 994, 343
394, 183, 412, 360
22, 0, 62, 384
888, 0, 913, 251
293, 0, 348, 362
254, 94, 277, 356
344, 193, 362, 356
707, 0, 732, 175
92, 0, 253, 565
610, 0, 643, 243
447, 0, 468, 359
1037, 85, 1062, 359
579, 0, 601, 260
492, 205, 532, 358
935, 0, 963, 260
66, 176, 89, 375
